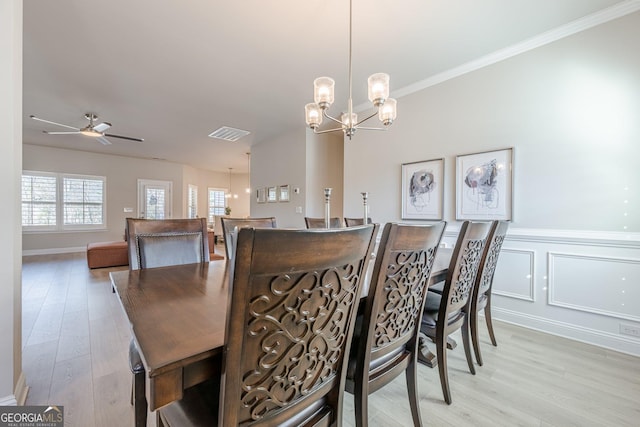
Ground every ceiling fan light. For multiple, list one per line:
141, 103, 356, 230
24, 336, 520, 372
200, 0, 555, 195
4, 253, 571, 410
305, 103, 322, 129
368, 73, 390, 106
379, 98, 397, 126
313, 77, 335, 109
80, 129, 102, 137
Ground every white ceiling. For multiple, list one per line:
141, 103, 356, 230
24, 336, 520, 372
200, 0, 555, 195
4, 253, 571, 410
23, 0, 631, 173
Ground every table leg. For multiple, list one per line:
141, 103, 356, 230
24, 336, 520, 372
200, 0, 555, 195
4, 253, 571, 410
417, 333, 438, 368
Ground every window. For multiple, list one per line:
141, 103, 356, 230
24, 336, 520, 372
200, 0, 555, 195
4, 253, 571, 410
22, 171, 106, 230
22, 173, 57, 227
63, 176, 105, 225
188, 184, 198, 219
208, 188, 226, 222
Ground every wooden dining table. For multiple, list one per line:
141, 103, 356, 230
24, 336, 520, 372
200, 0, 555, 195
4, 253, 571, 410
110, 247, 451, 413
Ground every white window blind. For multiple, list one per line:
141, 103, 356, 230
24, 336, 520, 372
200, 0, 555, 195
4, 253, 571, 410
22, 174, 57, 227
208, 188, 226, 222
22, 171, 106, 230
63, 176, 105, 225
188, 184, 198, 219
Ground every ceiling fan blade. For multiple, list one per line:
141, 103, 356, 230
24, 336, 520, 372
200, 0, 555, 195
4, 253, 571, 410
43, 130, 80, 135
96, 136, 112, 145
30, 115, 80, 130
92, 122, 112, 132
104, 133, 144, 142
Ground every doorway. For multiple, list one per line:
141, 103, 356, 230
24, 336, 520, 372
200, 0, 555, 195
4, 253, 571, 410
137, 179, 172, 219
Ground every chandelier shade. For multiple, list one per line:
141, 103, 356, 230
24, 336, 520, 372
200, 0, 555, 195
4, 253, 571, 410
304, 0, 397, 139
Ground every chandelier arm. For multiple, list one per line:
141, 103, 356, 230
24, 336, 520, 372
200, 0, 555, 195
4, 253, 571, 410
313, 127, 347, 135
353, 126, 389, 132
323, 109, 345, 126
353, 110, 379, 127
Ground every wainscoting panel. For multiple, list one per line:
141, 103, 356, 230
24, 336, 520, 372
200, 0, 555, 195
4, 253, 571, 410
493, 249, 535, 301
548, 252, 640, 322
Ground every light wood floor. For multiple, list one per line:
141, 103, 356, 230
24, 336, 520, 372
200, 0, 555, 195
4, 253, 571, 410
22, 252, 640, 426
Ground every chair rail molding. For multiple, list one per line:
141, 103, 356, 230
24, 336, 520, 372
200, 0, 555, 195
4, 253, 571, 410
444, 227, 640, 248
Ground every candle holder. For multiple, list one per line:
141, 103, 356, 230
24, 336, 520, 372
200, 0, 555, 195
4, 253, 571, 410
324, 188, 332, 228
361, 192, 369, 224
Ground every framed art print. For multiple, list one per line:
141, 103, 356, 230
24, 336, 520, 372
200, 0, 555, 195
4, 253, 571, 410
401, 158, 444, 220
267, 186, 277, 203
256, 187, 266, 203
456, 147, 513, 220
278, 184, 290, 202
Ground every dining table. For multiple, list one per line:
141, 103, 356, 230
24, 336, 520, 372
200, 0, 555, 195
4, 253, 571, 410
110, 246, 452, 413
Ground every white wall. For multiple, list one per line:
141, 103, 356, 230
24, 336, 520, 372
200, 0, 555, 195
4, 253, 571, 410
0, 0, 25, 405
305, 130, 344, 219
22, 144, 248, 253
251, 128, 307, 228
344, 12, 640, 355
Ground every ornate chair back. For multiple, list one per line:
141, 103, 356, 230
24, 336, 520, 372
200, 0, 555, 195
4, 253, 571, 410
158, 225, 376, 427
419, 220, 491, 404
470, 220, 509, 365
347, 221, 446, 427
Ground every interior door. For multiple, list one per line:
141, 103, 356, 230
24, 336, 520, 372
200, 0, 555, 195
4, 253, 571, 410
137, 179, 172, 219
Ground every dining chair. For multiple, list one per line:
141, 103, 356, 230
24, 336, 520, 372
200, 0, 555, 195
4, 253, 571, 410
344, 217, 372, 227
125, 217, 210, 427
346, 222, 446, 427
304, 216, 342, 229
126, 217, 210, 270
470, 220, 509, 366
219, 216, 277, 260
157, 224, 376, 427
418, 220, 491, 404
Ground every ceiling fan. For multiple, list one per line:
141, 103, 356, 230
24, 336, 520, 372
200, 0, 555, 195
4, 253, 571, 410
30, 113, 144, 145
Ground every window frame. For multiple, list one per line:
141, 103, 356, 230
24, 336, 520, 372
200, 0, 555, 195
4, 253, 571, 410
207, 187, 227, 223
188, 184, 198, 219
21, 171, 58, 231
22, 170, 107, 232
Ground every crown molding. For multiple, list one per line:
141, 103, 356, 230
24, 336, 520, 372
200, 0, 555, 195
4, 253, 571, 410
376, 0, 640, 104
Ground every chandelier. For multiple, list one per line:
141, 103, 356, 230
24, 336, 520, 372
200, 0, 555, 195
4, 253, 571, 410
225, 168, 237, 199
304, 0, 397, 139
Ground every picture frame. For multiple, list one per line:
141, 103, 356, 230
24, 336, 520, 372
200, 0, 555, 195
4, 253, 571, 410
278, 184, 290, 202
267, 186, 277, 203
256, 187, 266, 204
401, 158, 444, 220
455, 147, 513, 220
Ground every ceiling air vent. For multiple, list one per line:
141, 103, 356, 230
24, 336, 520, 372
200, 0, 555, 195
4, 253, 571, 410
208, 126, 251, 142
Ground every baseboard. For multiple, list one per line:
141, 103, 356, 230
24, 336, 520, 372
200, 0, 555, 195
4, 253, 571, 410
493, 307, 640, 357
22, 246, 85, 256
14, 372, 28, 405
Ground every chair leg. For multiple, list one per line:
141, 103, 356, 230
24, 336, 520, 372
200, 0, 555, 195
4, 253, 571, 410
354, 382, 369, 427
435, 332, 452, 405
133, 371, 147, 427
406, 359, 424, 427
461, 318, 476, 375
485, 303, 498, 347
470, 308, 484, 366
